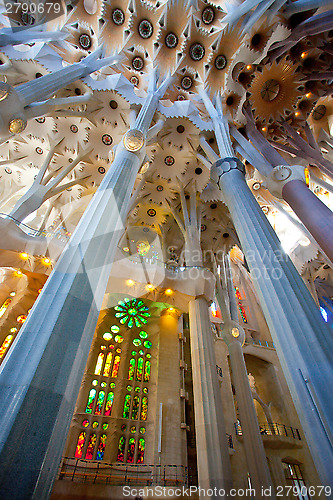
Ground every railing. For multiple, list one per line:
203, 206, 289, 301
244, 339, 275, 349
0, 213, 69, 242
235, 422, 301, 440
58, 458, 189, 486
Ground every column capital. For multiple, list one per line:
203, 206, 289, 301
264, 164, 305, 199
211, 158, 245, 189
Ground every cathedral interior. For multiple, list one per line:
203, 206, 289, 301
0, 0, 332, 498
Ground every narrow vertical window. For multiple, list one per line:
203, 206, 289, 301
123, 394, 131, 418
103, 352, 113, 377
234, 287, 242, 300
0, 298, 12, 319
94, 391, 105, 415
137, 438, 145, 463
136, 358, 143, 381
96, 434, 107, 460
0, 335, 14, 360
144, 361, 151, 382
127, 437, 136, 463
131, 395, 140, 420
117, 436, 126, 462
74, 431, 86, 458
85, 389, 96, 413
238, 302, 248, 323
104, 392, 114, 416
128, 359, 136, 380
94, 352, 104, 375
85, 433, 97, 459
141, 396, 148, 421
111, 355, 121, 378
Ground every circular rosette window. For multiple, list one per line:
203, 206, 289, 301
115, 298, 150, 328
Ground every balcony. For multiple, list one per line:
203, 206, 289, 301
235, 422, 302, 449
58, 458, 189, 487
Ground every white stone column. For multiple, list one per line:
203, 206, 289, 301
228, 340, 275, 498
215, 256, 275, 498
189, 296, 232, 497
0, 74, 173, 498
217, 158, 333, 488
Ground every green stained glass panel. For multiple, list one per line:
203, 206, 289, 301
123, 394, 131, 418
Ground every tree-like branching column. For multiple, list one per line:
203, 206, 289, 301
9, 140, 92, 222
232, 104, 333, 262
170, 180, 233, 496
0, 69, 174, 499
214, 254, 275, 499
200, 89, 333, 489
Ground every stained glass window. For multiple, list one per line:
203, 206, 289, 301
123, 394, 131, 418
137, 438, 145, 463
144, 361, 151, 382
136, 358, 143, 382
133, 338, 142, 346
111, 325, 120, 333
95, 391, 105, 415
111, 355, 121, 378
85, 389, 96, 413
127, 437, 136, 463
131, 395, 140, 420
234, 287, 242, 300
104, 392, 114, 416
101, 382, 107, 388
141, 396, 148, 420
0, 298, 12, 319
103, 352, 113, 377
96, 434, 107, 460
85, 433, 96, 459
0, 335, 14, 359
82, 419, 89, 427
102, 423, 109, 430
92, 421, 99, 429
143, 341, 152, 349
94, 352, 104, 375
114, 335, 124, 343
117, 436, 126, 462
75, 431, 86, 458
115, 298, 150, 328
139, 331, 148, 339
128, 359, 136, 380
238, 302, 248, 323
139, 427, 146, 434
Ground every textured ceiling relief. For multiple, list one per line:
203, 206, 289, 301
0, 0, 332, 280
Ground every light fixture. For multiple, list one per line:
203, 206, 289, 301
41, 257, 51, 266
305, 92, 312, 98
168, 307, 175, 312
232, 327, 240, 338
146, 283, 154, 291
14, 270, 23, 277
9, 291, 16, 297
20, 252, 29, 260
127, 279, 135, 286
165, 288, 173, 295
9, 118, 27, 134
123, 129, 145, 152
301, 52, 307, 59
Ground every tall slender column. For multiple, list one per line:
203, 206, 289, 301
216, 159, 333, 488
189, 295, 232, 497
282, 179, 333, 262
215, 257, 275, 498
0, 74, 173, 499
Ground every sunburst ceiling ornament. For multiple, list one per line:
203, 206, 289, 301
248, 58, 301, 121
114, 298, 150, 328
